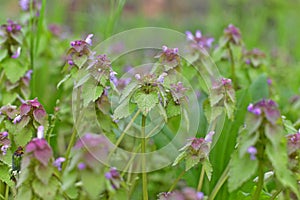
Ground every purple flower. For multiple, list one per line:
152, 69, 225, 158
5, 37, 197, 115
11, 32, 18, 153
157, 72, 167, 83
287, 132, 300, 155
2, 20, 22, 33
267, 78, 272, 85
170, 82, 188, 104
1, 145, 9, 155
37, 125, 44, 139
110, 71, 118, 85
19, 0, 40, 11
247, 146, 257, 160
247, 100, 280, 124
18, 98, 47, 125
53, 157, 66, 171
1, 131, 8, 138
221, 78, 232, 86
247, 104, 262, 115
74, 133, 110, 170
13, 115, 22, 124
205, 131, 215, 143
224, 24, 241, 45
186, 30, 214, 50
0, 105, 18, 119
11, 47, 21, 59
243, 48, 266, 68
88, 54, 113, 84
135, 74, 141, 80
85, 34, 94, 46
155, 45, 180, 70
77, 162, 86, 170
25, 138, 53, 166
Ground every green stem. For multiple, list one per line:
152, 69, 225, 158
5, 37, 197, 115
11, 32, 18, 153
141, 115, 148, 200
209, 164, 229, 200
227, 43, 237, 90
252, 161, 264, 200
168, 171, 185, 192
270, 189, 282, 200
252, 127, 266, 200
61, 128, 77, 172
4, 184, 8, 200
108, 109, 141, 159
197, 166, 205, 192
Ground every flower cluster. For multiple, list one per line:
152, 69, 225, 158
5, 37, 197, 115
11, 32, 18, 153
186, 30, 214, 51
105, 167, 123, 190
155, 45, 181, 71
19, 0, 41, 12
0, 20, 22, 59
66, 34, 94, 68
223, 24, 242, 45
287, 132, 300, 172
247, 99, 280, 125
173, 131, 215, 171
15, 98, 47, 127
243, 48, 266, 68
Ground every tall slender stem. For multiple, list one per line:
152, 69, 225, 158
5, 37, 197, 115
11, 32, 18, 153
209, 164, 229, 200
197, 166, 205, 192
4, 184, 8, 200
252, 160, 264, 200
168, 171, 185, 192
141, 115, 148, 200
227, 44, 237, 90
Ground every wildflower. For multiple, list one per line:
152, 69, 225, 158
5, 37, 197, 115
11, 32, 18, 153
287, 132, 300, 155
25, 126, 53, 166
247, 104, 262, 115
135, 74, 141, 80
247, 100, 280, 124
247, 146, 257, 160
224, 24, 241, 45
155, 45, 180, 71
88, 54, 114, 84
105, 167, 122, 189
77, 162, 86, 170
74, 133, 110, 170
18, 98, 47, 125
186, 30, 214, 50
19, 0, 41, 12
1, 145, 9, 155
53, 157, 66, 171
244, 48, 266, 68
0, 105, 18, 119
157, 72, 167, 83
2, 20, 22, 33
66, 34, 94, 68
170, 82, 188, 104
11, 47, 21, 58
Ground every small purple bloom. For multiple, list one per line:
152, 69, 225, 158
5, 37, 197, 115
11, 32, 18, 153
85, 34, 94, 46
224, 24, 241, 45
68, 60, 74, 65
186, 30, 214, 50
197, 192, 204, 200
221, 78, 232, 86
267, 78, 272, 85
11, 47, 21, 59
53, 157, 66, 171
135, 74, 141, 80
13, 115, 22, 124
157, 72, 167, 83
247, 146, 257, 160
37, 126, 44, 139
1, 145, 9, 155
1, 131, 8, 138
77, 162, 86, 170
247, 104, 262, 115
205, 131, 215, 143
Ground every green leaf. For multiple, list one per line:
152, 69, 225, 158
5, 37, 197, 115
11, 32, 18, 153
133, 91, 159, 116
282, 118, 297, 134
113, 98, 136, 120
73, 55, 88, 68
2, 58, 27, 83
166, 100, 181, 118
185, 155, 200, 171
57, 74, 71, 89
0, 49, 8, 62
80, 170, 105, 199
249, 74, 269, 102
15, 184, 32, 200
0, 163, 14, 187
172, 151, 187, 166
119, 81, 139, 103
34, 165, 54, 185
14, 127, 33, 147
238, 128, 259, 158
224, 100, 235, 120
203, 159, 213, 181
93, 85, 104, 101
65, 185, 79, 199
62, 169, 78, 191
228, 150, 258, 192
2, 92, 18, 104
32, 178, 59, 200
